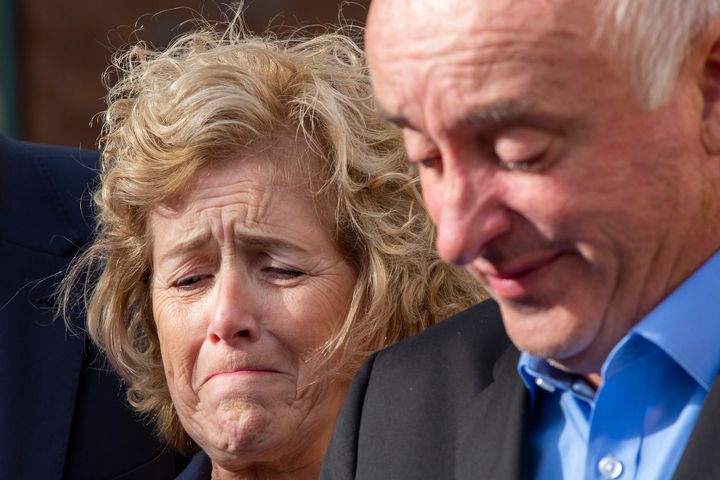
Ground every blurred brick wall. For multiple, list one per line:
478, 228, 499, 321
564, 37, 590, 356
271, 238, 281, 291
14, 0, 369, 148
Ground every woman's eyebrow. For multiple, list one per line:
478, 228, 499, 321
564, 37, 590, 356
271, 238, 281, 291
238, 234, 310, 255
157, 233, 213, 265
158, 232, 311, 266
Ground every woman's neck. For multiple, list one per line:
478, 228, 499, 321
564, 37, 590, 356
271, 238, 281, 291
210, 459, 321, 480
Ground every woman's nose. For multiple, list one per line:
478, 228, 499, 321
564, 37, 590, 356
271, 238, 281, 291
207, 271, 260, 344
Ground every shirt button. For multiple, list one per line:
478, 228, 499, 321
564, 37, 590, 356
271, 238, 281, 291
598, 455, 623, 479
534, 377, 556, 392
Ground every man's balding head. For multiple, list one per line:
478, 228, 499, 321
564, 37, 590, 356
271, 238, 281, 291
365, 0, 720, 377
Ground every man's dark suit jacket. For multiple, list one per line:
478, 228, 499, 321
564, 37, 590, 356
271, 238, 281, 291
320, 300, 720, 480
0, 135, 187, 479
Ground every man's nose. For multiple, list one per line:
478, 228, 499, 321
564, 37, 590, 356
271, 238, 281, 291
207, 269, 260, 344
431, 166, 511, 266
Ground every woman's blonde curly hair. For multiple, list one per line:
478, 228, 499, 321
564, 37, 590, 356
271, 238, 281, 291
61, 12, 485, 454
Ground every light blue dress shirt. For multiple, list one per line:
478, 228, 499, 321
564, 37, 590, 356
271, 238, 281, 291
518, 250, 720, 479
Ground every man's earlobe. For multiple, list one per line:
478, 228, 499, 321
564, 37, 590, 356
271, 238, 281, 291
701, 24, 720, 154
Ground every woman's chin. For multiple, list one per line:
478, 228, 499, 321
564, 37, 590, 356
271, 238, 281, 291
189, 395, 326, 474
205, 399, 277, 456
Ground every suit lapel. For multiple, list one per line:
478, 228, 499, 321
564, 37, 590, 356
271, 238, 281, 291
673, 373, 720, 479
456, 346, 529, 480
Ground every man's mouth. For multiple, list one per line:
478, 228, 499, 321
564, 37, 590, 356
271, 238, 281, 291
472, 251, 564, 300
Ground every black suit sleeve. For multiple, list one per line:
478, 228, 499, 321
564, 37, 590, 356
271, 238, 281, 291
320, 354, 377, 480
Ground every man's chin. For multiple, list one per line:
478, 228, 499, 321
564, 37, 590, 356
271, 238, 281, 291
500, 304, 592, 361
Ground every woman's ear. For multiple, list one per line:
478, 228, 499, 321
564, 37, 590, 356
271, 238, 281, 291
700, 20, 720, 154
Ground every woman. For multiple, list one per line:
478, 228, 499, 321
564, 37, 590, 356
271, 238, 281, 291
62, 17, 485, 480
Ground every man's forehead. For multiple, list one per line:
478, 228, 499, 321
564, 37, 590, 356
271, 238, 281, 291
367, 0, 596, 41
366, 0, 601, 128
367, 0, 598, 76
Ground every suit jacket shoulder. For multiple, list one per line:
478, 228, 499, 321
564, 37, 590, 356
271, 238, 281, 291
0, 135, 97, 258
321, 300, 530, 480
0, 135, 186, 479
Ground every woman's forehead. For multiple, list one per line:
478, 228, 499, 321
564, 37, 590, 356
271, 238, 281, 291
161, 135, 322, 208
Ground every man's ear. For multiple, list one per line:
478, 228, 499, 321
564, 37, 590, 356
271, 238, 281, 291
700, 19, 720, 154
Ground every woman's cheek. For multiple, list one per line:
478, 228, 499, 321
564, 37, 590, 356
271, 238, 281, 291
154, 292, 205, 408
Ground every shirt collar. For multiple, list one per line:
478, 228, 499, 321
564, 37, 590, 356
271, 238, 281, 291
519, 249, 720, 400
519, 353, 596, 406
627, 249, 720, 391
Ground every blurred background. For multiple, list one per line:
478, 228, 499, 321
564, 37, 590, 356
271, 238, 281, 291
0, 0, 369, 148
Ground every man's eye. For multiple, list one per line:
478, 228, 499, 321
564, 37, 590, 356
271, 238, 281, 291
494, 129, 554, 172
500, 153, 545, 172
420, 157, 439, 169
408, 156, 440, 175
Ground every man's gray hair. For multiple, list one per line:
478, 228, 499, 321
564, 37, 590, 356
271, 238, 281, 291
603, 0, 720, 109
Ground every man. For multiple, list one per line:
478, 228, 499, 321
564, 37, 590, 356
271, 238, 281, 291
321, 0, 720, 478
0, 135, 187, 479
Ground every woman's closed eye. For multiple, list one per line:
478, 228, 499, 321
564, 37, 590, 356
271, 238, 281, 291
263, 266, 306, 282
173, 274, 212, 289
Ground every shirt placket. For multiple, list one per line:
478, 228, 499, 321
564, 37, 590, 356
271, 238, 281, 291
584, 362, 650, 480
